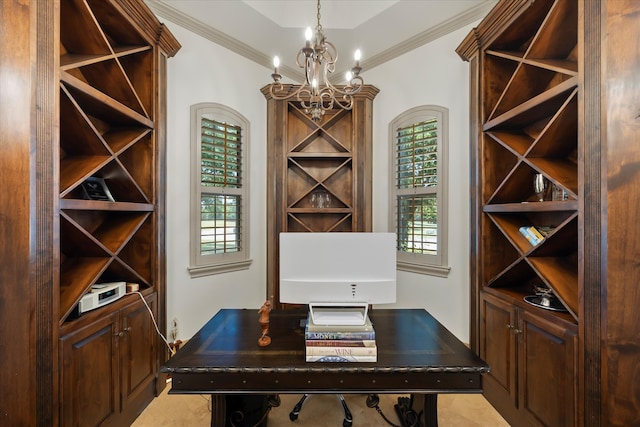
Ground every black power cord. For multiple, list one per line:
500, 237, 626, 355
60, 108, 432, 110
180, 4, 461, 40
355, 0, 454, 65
366, 394, 422, 427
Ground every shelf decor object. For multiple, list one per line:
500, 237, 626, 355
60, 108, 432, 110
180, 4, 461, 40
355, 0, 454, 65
81, 177, 115, 202
266, 0, 365, 121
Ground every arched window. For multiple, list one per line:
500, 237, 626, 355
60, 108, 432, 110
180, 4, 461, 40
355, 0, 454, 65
389, 105, 450, 277
189, 103, 251, 276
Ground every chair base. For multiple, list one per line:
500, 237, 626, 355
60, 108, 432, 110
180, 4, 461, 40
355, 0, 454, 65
289, 394, 353, 427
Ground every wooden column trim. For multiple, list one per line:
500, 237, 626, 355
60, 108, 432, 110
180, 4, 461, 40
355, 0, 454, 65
581, 0, 602, 425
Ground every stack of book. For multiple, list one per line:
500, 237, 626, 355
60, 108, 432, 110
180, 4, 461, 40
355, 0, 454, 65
519, 226, 545, 246
304, 315, 377, 362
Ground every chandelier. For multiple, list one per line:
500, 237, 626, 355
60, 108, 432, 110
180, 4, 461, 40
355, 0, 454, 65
268, 0, 364, 121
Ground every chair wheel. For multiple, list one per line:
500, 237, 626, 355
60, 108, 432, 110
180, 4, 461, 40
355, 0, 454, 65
289, 411, 298, 421
343, 419, 352, 427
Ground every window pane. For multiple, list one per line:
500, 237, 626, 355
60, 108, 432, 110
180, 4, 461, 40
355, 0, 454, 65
396, 194, 437, 255
200, 194, 241, 255
395, 118, 438, 189
201, 117, 242, 188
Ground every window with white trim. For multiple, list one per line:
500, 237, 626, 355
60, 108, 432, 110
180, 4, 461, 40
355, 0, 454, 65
389, 105, 450, 277
189, 103, 251, 277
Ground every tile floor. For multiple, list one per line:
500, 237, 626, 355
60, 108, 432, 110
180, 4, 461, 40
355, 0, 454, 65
132, 382, 510, 426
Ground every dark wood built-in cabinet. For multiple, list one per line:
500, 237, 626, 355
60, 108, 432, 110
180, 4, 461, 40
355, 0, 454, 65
480, 292, 576, 426
458, 0, 640, 425
262, 85, 378, 307
59, 293, 158, 426
0, 0, 179, 425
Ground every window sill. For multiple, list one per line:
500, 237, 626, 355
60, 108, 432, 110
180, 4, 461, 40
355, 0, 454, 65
188, 259, 253, 278
397, 261, 451, 278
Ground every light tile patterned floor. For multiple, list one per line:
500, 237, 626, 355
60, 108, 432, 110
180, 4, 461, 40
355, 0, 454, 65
132, 382, 510, 426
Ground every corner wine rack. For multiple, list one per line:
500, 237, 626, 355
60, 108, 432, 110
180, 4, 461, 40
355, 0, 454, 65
58, 0, 161, 323
458, 1, 581, 425
263, 85, 379, 307
476, 0, 579, 321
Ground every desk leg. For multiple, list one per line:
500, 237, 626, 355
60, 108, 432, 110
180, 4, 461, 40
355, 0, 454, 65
412, 393, 438, 427
210, 395, 226, 427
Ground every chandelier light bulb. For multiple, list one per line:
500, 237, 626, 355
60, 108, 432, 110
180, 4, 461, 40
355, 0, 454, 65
273, 56, 280, 68
305, 27, 313, 42
354, 49, 361, 61
346, 71, 353, 83
311, 78, 318, 88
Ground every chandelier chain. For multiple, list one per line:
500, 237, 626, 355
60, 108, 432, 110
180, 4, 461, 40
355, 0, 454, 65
268, 0, 364, 121
316, 0, 322, 35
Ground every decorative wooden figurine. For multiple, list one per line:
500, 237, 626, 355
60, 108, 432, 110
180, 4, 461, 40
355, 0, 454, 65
258, 299, 273, 347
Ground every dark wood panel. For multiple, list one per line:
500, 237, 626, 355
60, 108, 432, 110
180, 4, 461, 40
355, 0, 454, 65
59, 313, 120, 427
602, 0, 640, 424
119, 294, 158, 424
519, 310, 577, 427
0, 1, 38, 425
479, 293, 517, 413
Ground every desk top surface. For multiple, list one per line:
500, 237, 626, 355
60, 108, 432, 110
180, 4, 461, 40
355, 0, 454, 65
162, 309, 488, 375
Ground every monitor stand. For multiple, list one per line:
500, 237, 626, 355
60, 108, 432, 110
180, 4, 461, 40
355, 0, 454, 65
308, 302, 369, 326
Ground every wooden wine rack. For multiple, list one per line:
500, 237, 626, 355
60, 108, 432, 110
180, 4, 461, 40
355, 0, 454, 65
56, 0, 178, 323
262, 85, 378, 307
474, 0, 579, 321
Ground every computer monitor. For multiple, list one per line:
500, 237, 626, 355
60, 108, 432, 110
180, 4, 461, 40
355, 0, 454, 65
279, 232, 397, 325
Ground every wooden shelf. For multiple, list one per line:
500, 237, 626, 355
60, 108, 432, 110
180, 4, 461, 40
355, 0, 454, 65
484, 201, 578, 212
264, 86, 378, 304
55, 0, 177, 330
61, 71, 153, 128
458, 1, 581, 423
288, 152, 352, 158
484, 76, 578, 131
60, 198, 154, 212
59, 256, 112, 320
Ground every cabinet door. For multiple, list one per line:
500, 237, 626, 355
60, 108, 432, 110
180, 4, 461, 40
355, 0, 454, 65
120, 294, 157, 413
519, 309, 577, 427
59, 312, 120, 427
479, 292, 517, 412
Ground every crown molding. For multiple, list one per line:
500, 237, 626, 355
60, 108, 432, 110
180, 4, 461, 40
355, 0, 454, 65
145, 0, 306, 82
360, 1, 496, 73
146, 0, 496, 83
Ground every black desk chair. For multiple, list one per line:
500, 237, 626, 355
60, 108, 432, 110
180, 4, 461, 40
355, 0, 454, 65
289, 393, 353, 427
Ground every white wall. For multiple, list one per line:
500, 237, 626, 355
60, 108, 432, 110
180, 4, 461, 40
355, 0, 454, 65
163, 20, 475, 342
164, 23, 269, 338
366, 27, 473, 341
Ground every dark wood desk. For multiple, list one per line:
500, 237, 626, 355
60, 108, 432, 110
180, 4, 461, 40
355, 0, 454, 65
162, 309, 489, 426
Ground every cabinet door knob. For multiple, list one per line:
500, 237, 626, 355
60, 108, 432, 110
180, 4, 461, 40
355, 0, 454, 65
115, 327, 132, 338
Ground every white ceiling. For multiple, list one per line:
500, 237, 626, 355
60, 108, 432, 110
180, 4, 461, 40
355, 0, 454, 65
145, 0, 497, 82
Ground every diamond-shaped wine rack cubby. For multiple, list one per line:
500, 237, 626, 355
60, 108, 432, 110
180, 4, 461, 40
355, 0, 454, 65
58, 0, 159, 323
479, 0, 579, 321
284, 107, 357, 232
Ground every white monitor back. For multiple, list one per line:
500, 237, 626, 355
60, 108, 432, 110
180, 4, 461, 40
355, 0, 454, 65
279, 232, 397, 308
